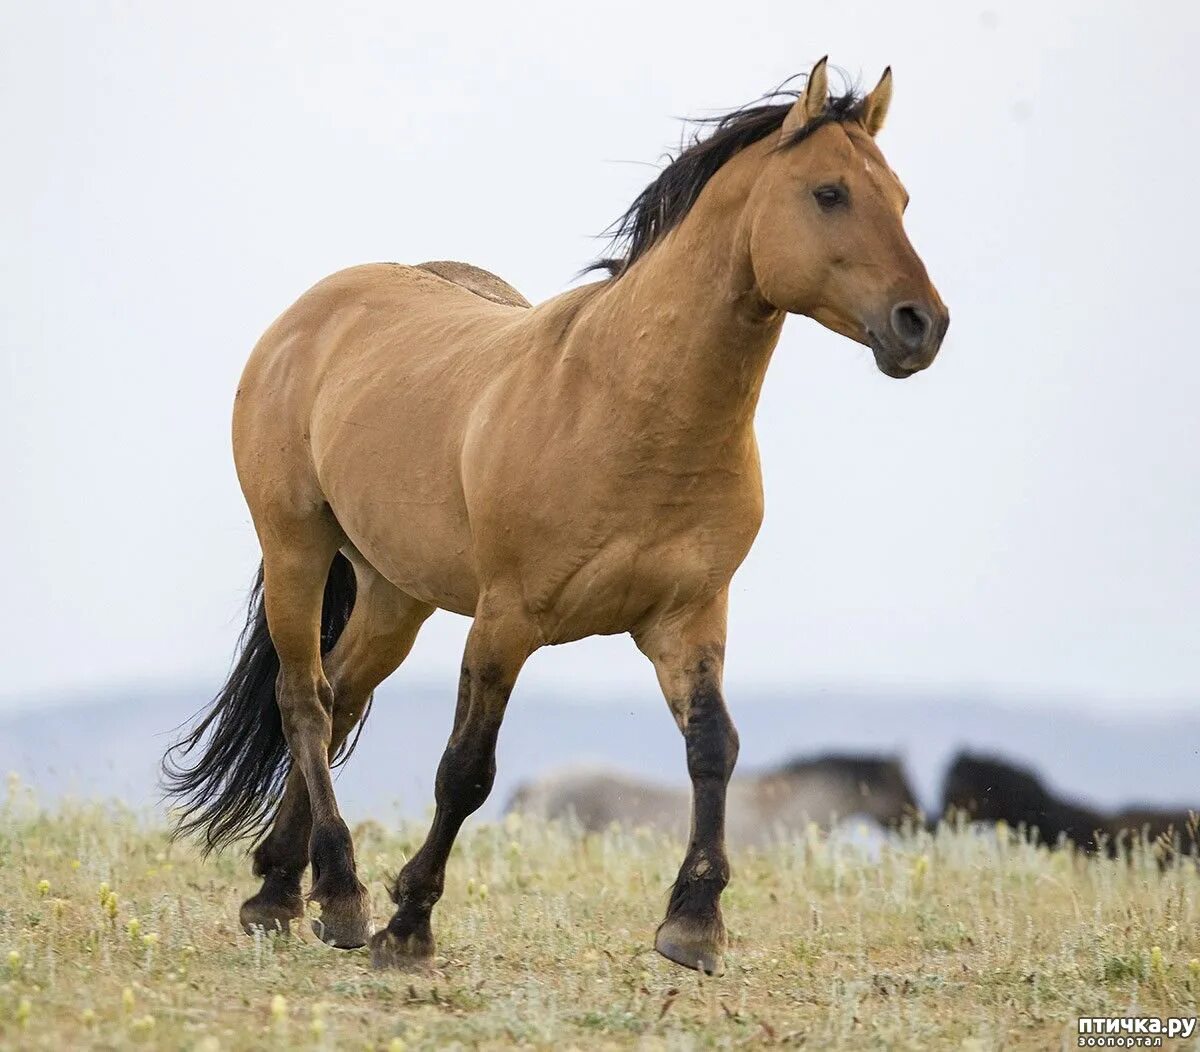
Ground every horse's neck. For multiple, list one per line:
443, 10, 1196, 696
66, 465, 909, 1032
568, 143, 784, 444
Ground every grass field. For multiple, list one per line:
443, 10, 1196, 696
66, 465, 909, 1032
3, 778, 1200, 1050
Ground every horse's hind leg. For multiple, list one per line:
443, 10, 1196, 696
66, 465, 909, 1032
238, 769, 309, 935
370, 601, 540, 969
240, 564, 433, 939
253, 521, 379, 948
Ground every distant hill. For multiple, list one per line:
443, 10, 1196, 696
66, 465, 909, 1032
2, 681, 1198, 825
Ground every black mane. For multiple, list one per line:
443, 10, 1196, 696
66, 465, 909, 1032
590, 77, 865, 277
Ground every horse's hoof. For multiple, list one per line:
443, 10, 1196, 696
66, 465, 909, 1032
654, 914, 726, 976
309, 883, 372, 949
239, 891, 303, 937
369, 925, 435, 971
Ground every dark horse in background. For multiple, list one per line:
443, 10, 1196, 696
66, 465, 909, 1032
942, 752, 1199, 859
163, 58, 947, 977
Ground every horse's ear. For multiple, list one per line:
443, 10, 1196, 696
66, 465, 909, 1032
781, 56, 829, 138
860, 66, 893, 137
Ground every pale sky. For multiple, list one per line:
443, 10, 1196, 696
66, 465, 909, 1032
2, 2, 1197, 709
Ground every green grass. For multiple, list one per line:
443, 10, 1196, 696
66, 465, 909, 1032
3, 777, 1200, 1050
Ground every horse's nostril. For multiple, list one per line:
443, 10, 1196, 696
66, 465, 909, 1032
890, 302, 931, 349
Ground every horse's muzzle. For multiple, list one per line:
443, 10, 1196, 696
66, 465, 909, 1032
867, 301, 949, 378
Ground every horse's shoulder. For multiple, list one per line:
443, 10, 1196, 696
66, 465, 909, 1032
416, 260, 531, 308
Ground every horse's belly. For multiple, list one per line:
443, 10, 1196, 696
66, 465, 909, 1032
338, 509, 480, 616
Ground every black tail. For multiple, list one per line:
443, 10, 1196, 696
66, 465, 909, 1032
163, 552, 357, 854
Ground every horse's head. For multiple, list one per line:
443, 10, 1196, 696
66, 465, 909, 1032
747, 58, 948, 378
941, 752, 1052, 824
853, 755, 921, 827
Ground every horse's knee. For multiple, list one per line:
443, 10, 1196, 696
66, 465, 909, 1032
434, 734, 499, 816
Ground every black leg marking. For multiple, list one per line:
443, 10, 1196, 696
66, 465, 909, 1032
371, 657, 520, 969
657, 667, 740, 975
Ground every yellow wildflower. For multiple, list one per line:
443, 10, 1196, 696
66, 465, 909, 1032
310, 1002, 327, 1038
912, 854, 929, 890
131, 1014, 155, 1034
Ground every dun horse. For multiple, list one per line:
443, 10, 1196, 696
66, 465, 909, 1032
508, 754, 920, 848
165, 58, 947, 975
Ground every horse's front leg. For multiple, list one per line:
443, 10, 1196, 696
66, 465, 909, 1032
635, 593, 739, 975
370, 604, 540, 969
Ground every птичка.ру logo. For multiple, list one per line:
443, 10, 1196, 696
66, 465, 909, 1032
1077, 1016, 1196, 1047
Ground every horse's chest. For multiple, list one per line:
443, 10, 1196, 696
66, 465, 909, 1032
523, 492, 761, 641
464, 399, 765, 636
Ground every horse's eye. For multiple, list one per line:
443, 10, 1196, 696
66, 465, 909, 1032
813, 186, 846, 210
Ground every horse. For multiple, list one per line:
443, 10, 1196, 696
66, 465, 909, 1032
507, 754, 921, 848
941, 752, 1108, 852
163, 57, 948, 977
941, 752, 1199, 858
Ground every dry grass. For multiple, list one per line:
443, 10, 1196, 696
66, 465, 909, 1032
3, 777, 1200, 1050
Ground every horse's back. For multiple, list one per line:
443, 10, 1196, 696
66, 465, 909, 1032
232, 262, 530, 611
236, 262, 523, 422
234, 262, 514, 481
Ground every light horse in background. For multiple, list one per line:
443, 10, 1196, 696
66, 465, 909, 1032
165, 57, 948, 976
508, 754, 921, 848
